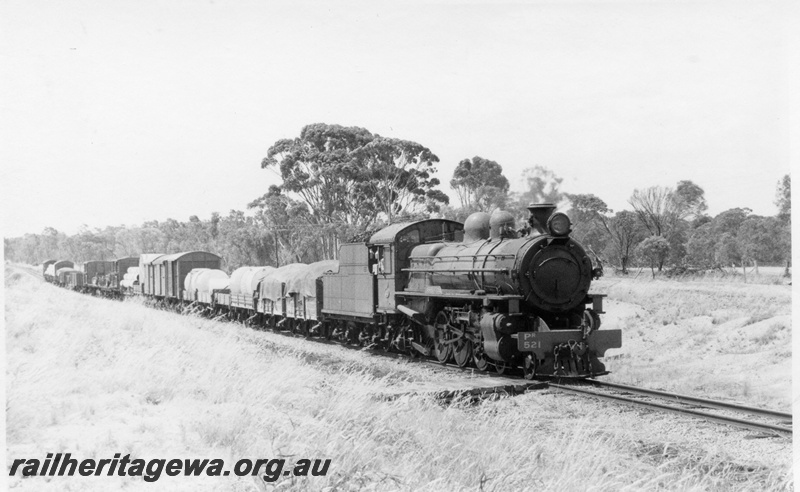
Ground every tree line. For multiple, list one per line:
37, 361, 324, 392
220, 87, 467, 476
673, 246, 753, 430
4, 123, 791, 277
562, 179, 790, 278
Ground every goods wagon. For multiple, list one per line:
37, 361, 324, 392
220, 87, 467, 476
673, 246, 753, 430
152, 251, 222, 299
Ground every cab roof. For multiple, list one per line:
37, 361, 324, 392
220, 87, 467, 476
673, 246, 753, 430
152, 251, 221, 264
368, 219, 462, 245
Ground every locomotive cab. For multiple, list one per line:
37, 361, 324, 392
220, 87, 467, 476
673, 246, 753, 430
321, 219, 463, 320
369, 219, 463, 314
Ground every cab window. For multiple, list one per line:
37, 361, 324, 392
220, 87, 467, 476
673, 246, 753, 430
370, 246, 392, 275
399, 230, 420, 244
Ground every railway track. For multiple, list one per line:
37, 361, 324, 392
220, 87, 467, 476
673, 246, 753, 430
395, 360, 792, 437
338, 339, 793, 435
550, 379, 792, 436
307, 338, 792, 433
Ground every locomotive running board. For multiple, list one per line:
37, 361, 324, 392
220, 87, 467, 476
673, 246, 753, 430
397, 292, 524, 301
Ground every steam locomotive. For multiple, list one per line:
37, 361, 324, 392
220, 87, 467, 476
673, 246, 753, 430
43, 204, 621, 379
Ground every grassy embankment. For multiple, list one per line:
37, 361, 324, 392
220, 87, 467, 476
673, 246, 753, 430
5, 267, 792, 491
611, 266, 790, 285
596, 273, 792, 411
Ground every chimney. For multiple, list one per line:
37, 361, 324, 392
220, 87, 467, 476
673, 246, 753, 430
527, 203, 557, 234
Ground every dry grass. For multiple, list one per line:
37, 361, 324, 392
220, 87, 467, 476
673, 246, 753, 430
605, 266, 790, 286
595, 277, 792, 411
596, 277, 790, 327
5, 267, 793, 491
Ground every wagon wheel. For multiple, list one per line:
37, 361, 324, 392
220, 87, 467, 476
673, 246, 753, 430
473, 351, 489, 372
433, 311, 453, 364
452, 338, 472, 368
522, 354, 537, 380
380, 324, 394, 352
345, 322, 361, 346
331, 320, 345, 342
399, 321, 422, 357
494, 359, 510, 375
358, 327, 373, 347
472, 333, 489, 372
406, 322, 423, 358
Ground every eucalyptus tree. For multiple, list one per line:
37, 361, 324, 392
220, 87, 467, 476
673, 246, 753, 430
450, 156, 510, 212
353, 136, 448, 222
260, 123, 449, 258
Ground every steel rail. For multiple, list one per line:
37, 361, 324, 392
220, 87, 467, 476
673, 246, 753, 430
550, 383, 792, 436
586, 379, 792, 420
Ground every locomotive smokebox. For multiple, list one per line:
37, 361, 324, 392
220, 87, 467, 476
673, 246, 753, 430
527, 203, 557, 234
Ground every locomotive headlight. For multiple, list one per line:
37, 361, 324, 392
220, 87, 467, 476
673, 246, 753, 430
547, 213, 571, 236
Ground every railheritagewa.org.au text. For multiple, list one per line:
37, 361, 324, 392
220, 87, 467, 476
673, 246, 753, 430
9, 453, 331, 483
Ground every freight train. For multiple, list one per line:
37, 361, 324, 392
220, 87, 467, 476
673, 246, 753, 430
42, 204, 621, 379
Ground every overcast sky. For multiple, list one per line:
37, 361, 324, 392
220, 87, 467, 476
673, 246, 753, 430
1, 0, 796, 238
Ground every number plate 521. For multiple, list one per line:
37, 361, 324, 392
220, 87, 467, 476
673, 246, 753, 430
518, 332, 542, 351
